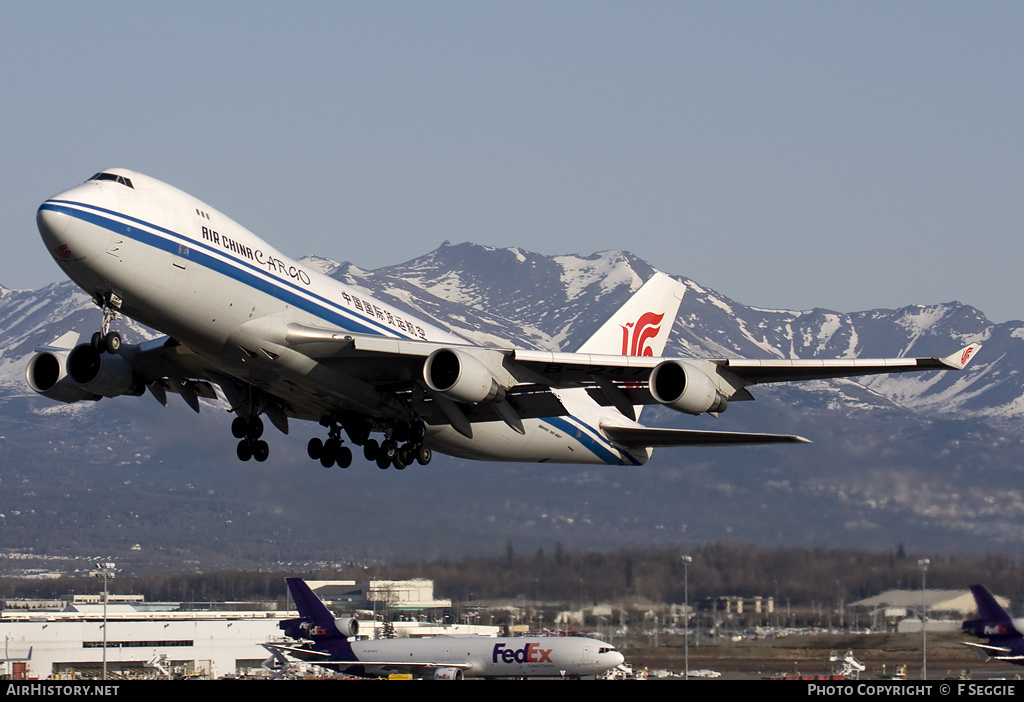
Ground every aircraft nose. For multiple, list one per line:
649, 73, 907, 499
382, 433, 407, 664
37, 203, 71, 243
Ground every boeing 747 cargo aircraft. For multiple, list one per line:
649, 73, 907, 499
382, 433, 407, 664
30, 169, 980, 468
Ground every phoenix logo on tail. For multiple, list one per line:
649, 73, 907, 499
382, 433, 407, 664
620, 312, 664, 356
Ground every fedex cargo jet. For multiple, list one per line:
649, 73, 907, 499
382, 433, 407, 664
30, 169, 980, 468
267, 578, 624, 679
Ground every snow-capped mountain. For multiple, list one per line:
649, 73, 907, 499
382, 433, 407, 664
316, 242, 1016, 424
0, 243, 1021, 571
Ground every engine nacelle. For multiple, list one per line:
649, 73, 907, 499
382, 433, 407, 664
649, 360, 728, 415
430, 667, 465, 680
66, 344, 144, 399
423, 348, 505, 404
334, 617, 359, 638
26, 349, 100, 403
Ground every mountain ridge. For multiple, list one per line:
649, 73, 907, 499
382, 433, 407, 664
0, 242, 1020, 572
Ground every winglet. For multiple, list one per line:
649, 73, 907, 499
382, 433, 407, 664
940, 344, 982, 370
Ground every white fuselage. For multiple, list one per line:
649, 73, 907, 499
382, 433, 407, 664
314, 635, 624, 679
37, 169, 649, 465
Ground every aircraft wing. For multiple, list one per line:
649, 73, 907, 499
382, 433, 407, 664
35, 315, 980, 443
510, 344, 981, 386
327, 331, 981, 412
263, 643, 472, 671
602, 426, 811, 447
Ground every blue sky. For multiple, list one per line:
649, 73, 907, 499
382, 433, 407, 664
3, 2, 1022, 324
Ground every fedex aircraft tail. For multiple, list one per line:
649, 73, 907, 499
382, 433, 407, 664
281, 577, 359, 641
575, 272, 684, 356
963, 584, 1021, 641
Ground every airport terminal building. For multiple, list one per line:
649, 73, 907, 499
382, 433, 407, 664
0, 579, 461, 679
0, 603, 289, 679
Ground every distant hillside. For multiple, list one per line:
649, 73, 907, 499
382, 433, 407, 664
0, 243, 1020, 574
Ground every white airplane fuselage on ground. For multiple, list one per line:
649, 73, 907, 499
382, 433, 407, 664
282, 634, 625, 679
274, 577, 625, 679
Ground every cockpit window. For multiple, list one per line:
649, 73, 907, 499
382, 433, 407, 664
89, 172, 134, 189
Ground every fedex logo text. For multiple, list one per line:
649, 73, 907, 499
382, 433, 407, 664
492, 642, 553, 664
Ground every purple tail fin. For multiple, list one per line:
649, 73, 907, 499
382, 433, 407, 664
281, 578, 359, 642
963, 584, 1021, 640
286, 577, 336, 629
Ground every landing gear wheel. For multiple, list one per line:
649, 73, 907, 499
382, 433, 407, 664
246, 416, 264, 441
363, 438, 379, 462
307, 437, 323, 460
416, 445, 432, 466
393, 451, 407, 470
91, 332, 104, 351
236, 440, 253, 462
253, 440, 269, 462
410, 420, 426, 443
336, 446, 353, 468
399, 444, 415, 466
376, 453, 391, 469
232, 417, 248, 439
104, 332, 121, 353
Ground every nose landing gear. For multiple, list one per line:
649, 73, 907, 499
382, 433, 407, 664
90, 293, 123, 354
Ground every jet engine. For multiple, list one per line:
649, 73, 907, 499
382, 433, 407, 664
649, 360, 728, 415
423, 348, 506, 404
333, 617, 359, 638
65, 344, 144, 399
26, 348, 100, 403
430, 667, 465, 680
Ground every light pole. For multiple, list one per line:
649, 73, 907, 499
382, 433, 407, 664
92, 561, 116, 681
919, 558, 930, 680
681, 555, 692, 680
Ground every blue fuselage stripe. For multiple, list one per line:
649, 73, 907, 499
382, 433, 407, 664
40, 200, 404, 339
42, 199, 634, 466
544, 416, 639, 466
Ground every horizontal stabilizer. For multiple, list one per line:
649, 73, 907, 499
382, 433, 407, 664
962, 641, 1012, 656
603, 425, 811, 448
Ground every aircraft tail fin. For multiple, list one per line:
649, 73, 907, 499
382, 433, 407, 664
963, 584, 1022, 641
282, 578, 359, 641
576, 273, 684, 422
286, 578, 335, 626
575, 272, 684, 356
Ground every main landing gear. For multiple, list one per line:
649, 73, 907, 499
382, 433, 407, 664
306, 419, 432, 470
232, 415, 270, 462
306, 424, 353, 468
